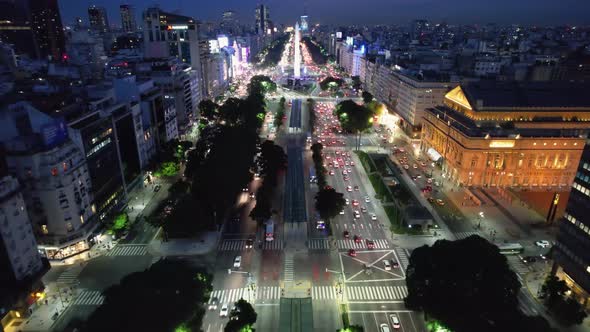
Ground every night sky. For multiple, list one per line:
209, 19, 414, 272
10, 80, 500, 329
59, 0, 590, 27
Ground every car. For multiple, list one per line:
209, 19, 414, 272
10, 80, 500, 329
154, 184, 161, 192
390, 314, 401, 329
342, 170, 348, 175
371, 213, 377, 221
245, 238, 253, 249
208, 297, 219, 310
366, 239, 375, 249
350, 161, 355, 166
403, 164, 410, 170
343, 176, 349, 181
521, 255, 537, 263
249, 192, 255, 199
391, 260, 400, 269
254, 173, 260, 179
339, 210, 345, 215
346, 186, 353, 192
353, 235, 362, 243
354, 185, 359, 191
427, 197, 436, 203
353, 211, 360, 219
413, 164, 418, 169
343, 231, 350, 239
345, 199, 350, 205
436, 199, 445, 206
348, 249, 357, 257
384, 260, 392, 271
434, 181, 440, 187
352, 199, 359, 206
411, 176, 418, 181
233, 256, 242, 268
220, 304, 229, 317
242, 187, 249, 192
329, 170, 335, 176
364, 196, 370, 203
361, 206, 367, 213
421, 162, 427, 167
316, 220, 326, 230
427, 178, 433, 184
535, 240, 551, 248
380, 323, 391, 332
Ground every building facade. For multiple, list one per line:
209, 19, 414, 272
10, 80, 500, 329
120, 4, 137, 33
255, 5, 269, 36
553, 146, 590, 309
420, 82, 590, 188
88, 6, 109, 33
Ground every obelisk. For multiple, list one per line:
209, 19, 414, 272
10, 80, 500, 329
294, 21, 301, 78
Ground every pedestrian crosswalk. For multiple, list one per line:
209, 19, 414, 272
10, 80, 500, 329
394, 247, 410, 270
105, 244, 148, 257
208, 286, 281, 304
508, 256, 530, 275
284, 255, 294, 282
73, 290, 104, 306
308, 238, 330, 250
454, 231, 484, 240
217, 239, 283, 251
337, 239, 389, 250
56, 267, 83, 285
312, 286, 338, 300
345, 285, 408, 301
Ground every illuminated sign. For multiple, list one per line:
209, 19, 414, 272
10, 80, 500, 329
489, 140, 515, 148
217, 35, 229, 48
336, 32, 342, 39
168, 25, 188, 30
208, 40, 219, 54
346, 37, 353, 46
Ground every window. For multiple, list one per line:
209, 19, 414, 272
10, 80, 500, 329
41, 225, 49, 234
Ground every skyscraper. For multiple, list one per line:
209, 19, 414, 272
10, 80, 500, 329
0, 0, 65, 60
300, 15, 309, 36
221, 10, 238, 35
120, 4, 136, 33
88, 5, 109, 33
553, 145, 590, 309
255, 4, 269, 36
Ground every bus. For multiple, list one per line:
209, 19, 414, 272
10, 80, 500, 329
496, 243, 524, 255
265, 220, 274, 242
309, 167, 316, 183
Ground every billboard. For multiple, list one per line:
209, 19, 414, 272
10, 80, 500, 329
336, 31, 342, 39
41, 118, 68, 148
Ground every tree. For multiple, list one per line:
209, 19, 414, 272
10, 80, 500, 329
169, 179, 190, 196
540, 275, 588, 326
315, 188, 346, 222
351, 76, 362, 90
224, 299, 257, 332
319, 76, 344, 91
249, 184, 272, 225
248, 75, 277, 96
334, 100, 375, 150
199, 99, 219, 121
107, 213, 129, 237
219, 98, 243, 125
163, 195, 216, 239
361, 91, 373, 104
405, 235, 525, 332
80, 260, 212, 332
338, 325, 364, 332
257, 140, 287, 187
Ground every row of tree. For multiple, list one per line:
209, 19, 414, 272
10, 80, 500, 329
257, 34, 289, 68
319, 76, 344, 91
249, 140, 287, 225
274, 97, 286, 129
301, 36, 328, 65
72, 260, 213, 332
405, 235, 559, 332
181, 76, 276, 234
310, 142, 346, 225
334, 100, 376, 151
308, 98, 316, 134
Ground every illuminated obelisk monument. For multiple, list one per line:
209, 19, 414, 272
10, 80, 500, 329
294, 21, 301, 78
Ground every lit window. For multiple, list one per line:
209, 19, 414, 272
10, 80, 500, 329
41, 225, 49, 234
51, 168, 58, 176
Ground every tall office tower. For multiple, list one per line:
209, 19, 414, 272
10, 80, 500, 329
88, 5, 109, 33
255, 4, 269, 36
221, 10, 238, 35
300, 15, 309, 36
553, 145, 590, 309
0, 0, 65, 60
120, 4, 137, 32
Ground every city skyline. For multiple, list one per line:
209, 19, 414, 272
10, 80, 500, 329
60, 0, 590, 27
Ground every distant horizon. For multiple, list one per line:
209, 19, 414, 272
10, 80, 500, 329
59, 0, 590, 29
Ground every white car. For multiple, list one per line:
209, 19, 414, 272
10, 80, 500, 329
384, 260, 391, 271
345, 199, 350, 205
220, 304, 229, 317
364, 196, 370, 203
340, 210, 345, 215
380, 323, 391, 332
233, 256, 242, 268
535, 240, 551, 248
371, 213, 377, 221
390, 314, 401, 329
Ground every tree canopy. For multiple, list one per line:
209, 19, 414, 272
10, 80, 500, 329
540, 275, 588, 326
315, 187, 346, 221
361, 91, 374, 104
248, 75, 277, 96
319, 76, 344, 91
405, 235, 557, 332
224, 299, 258, 332
334, 100, 375, 134
80, 260, 213, 332
199, 99, 219, 121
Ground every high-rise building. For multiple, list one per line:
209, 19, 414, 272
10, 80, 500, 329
88, 5, 109, 33
255, 4, 269, 36
553, 145, 590, 309
142, 7, 202, 73
120, 4, 137, 33
0, 0, 65, 60
221, 10, 238, 35
300, 15, 309, 36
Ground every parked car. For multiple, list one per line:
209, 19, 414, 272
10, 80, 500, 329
535, 240, 551, 248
